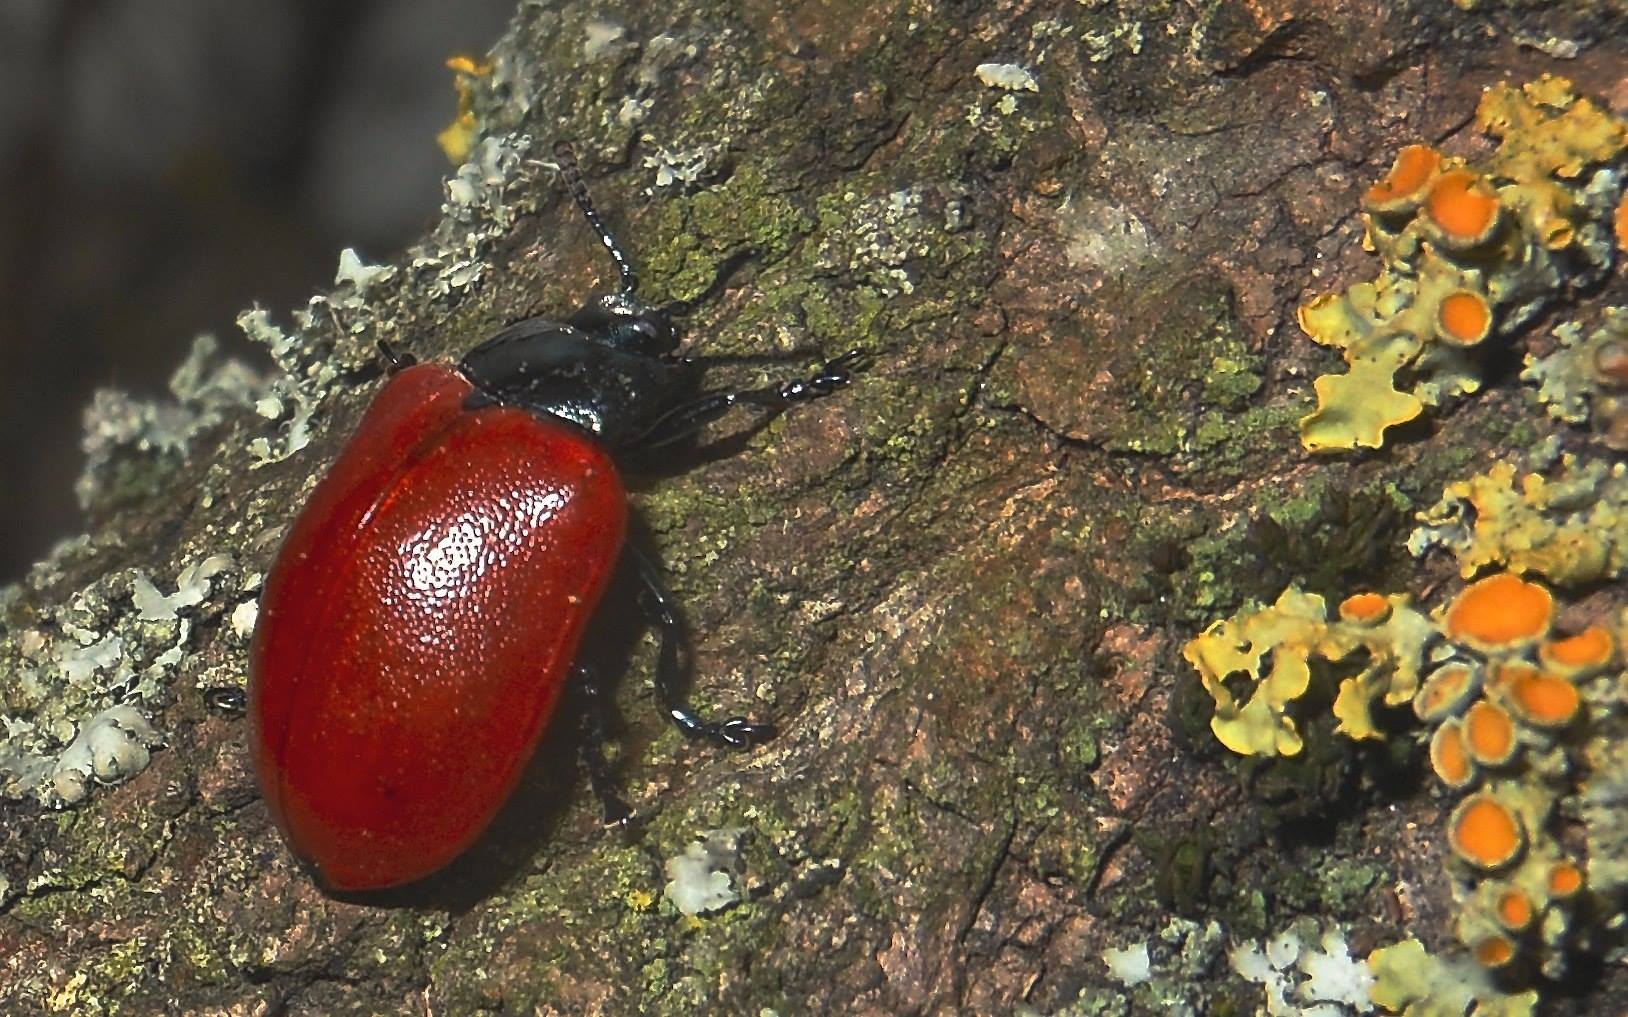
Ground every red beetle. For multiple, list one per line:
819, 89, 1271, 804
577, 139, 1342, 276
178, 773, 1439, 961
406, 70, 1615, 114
247, 144, 858, 891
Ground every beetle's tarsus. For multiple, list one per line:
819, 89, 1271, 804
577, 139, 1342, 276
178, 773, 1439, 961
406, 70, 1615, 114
668, 713, 775, 750
376, 339, 417, 373
203, 686, 247, 716
713, 716, 775, 750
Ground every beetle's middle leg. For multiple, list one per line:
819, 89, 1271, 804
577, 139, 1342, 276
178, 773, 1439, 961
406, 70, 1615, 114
626, 546, 775, 749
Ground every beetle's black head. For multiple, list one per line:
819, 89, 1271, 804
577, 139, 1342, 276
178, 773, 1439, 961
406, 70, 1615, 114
458, 309, 691, 449
567, 292, 677, 357
455, 142, 703, 449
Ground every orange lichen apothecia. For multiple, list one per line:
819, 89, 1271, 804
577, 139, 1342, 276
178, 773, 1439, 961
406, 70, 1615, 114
1541, 625, 1616, 675
1443, 573, 1554, 651
1596, 340, 1628, 383
1189, 568, 1621, 982
1425, 169, 1503, 248
1339, 590, 1392, 624
1431, 719, 1475, 789
1416, 572, 1618, 977
1474, 933, 1516, 970
1500, 665, 1581, 729
1495, 887, 1534, 931
1366, 144, 1443, 212
1298, 76, 1628, 452
1451, 793, 1525, 870
1549, 860, 1585, 899
1464, 700, 1518, 767
1438, 291, 1494, 346
1415, 662, 1477, 722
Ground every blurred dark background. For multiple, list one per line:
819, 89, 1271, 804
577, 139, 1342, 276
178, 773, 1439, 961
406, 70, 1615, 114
0, 1, 513, 580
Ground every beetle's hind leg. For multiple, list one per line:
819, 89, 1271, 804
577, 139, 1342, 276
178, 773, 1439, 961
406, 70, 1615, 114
375, 339, 418, 373
628, 547, 776, 749
571, 663, 632, 826
202, 686, 247, 716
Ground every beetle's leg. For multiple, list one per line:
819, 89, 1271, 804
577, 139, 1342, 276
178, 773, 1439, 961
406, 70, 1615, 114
203, 686, 247, 716
627, 547, 776, 749
631, 349, 864, 451
376, 339, 417, 373
571, 664, 632, 826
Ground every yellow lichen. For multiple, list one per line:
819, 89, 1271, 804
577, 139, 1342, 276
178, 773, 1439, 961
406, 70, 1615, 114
1575, 690, 1628, 903
1524, 307, 1628, 450
1301, 347, 1426, 452
1194, 75, 1628, 1000
1183, 588, 1330, 756
1184, 588, 1432, 756
1411, 455, 1628, 585
1297, 76, 1628, 452
1368, 938, 1538, 1016
1190, 569, 1619, 978
1453, 838, 1591, 979
436, 54, 495, 165
1478, 75, 1628, 182
1418, 590, 1613, 979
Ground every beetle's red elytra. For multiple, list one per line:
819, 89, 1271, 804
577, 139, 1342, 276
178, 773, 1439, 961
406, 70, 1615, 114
246, 143, 860, 891
250, 364, 625, 890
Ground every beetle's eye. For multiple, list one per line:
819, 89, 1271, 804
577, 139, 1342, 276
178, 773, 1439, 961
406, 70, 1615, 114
636, 313, 674, 345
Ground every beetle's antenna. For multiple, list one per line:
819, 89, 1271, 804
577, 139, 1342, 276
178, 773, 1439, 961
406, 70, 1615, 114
553, 141, 638, 297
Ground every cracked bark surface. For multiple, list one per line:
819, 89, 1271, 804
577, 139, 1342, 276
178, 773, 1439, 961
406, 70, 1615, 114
3, 1, 1628, 1014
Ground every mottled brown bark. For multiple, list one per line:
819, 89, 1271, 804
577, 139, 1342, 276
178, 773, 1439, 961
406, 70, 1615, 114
3, 1, 1627, 1014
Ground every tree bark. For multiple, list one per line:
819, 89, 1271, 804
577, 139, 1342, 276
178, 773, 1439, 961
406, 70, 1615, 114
2, 1, 1626, 1014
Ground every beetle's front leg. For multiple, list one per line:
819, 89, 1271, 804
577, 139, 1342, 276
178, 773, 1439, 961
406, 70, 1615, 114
629, 349, 865, 452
